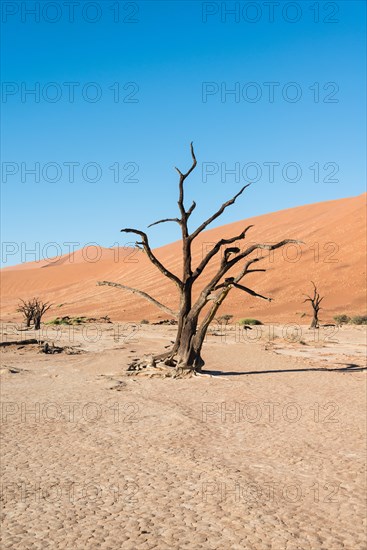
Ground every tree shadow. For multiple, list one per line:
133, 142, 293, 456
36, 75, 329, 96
203, 363, 367, 377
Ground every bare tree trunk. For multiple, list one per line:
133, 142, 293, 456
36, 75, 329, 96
303, 282, 323, 329
175, 313, 201, 373
310, 310, 319, 328
34, 316, 41, 330
100, 144, 302, 377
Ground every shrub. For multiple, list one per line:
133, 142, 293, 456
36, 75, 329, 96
215, 314, 233, 325
333, 314, 351, 325
350, 315, 367, 325
238, 318, 263, 326
46, 316, 88, 326
46, 318, 62, 325
140, 319, 149, 324
100, 315, 111, 323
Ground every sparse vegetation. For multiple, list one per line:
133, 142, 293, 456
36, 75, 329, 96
333, 314, 351, 325
100, 315, 111, 323
350, 315, 367, 325
46, 315, 113, 326
238, 318, 263, 325
332, 314, 367, 325
153, 319, 177, 325
46, 316, 88, 326
140, 319, 149, 324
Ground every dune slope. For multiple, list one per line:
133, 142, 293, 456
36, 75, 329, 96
1, 194, 366, 323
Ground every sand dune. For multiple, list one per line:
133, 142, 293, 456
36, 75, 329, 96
1, 193, 366, 324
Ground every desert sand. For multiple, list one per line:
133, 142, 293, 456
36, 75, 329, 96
1, 321, 366, 549
1, 194, 366, 324
1, 194, 366, 549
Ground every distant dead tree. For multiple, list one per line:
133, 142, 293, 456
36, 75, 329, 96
33, 299, 52, 330
215, 314, 233, 326
98, 143, 301, 377
18, 298, 52, 329
17, 298, 37, 327
303, 281, 323, 328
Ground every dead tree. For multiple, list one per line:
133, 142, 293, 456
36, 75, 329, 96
303, 281, 323, 328
98, 143, 301, 377
17, 298, 37, 327
215, 314, 233, 326
33, 299, 52, 330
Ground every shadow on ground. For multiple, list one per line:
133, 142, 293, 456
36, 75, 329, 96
203, 363, 367, 376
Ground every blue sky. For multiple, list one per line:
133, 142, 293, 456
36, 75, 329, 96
1, 0, 366, 266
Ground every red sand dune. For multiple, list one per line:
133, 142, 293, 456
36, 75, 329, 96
1, 194, 366, 324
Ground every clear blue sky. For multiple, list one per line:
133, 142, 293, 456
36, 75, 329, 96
1, 0, 366, 266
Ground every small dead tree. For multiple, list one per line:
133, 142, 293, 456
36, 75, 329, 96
17, 298, 37, 327
215, 314, 233, 326
303, 281, 323, 328
33, 299, 52, 330
98, 143, 302, 377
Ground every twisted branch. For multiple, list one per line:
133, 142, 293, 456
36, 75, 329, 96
97, 281, 178, 318
120, 228, 182, 288
189, 184, 251, 241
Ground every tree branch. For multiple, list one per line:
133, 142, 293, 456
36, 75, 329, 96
303, 281, 323, 309
214, 267, 272, 301
194, 256, 270, 347
191, 240, 302, 319
175, 141, 197, 180
187, 200, 196, 217
120, 228, 182, 288
148, 218, 180, 228
176, 142, 197, 218
97, 281, 178, 318
232, 283, 272, 301
190, 184, 251, 241
191, 225, 254, 280
216, 240, 303, 290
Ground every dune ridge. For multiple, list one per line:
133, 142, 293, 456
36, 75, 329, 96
1, 193, 366, 323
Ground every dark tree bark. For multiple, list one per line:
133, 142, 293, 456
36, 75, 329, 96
17, 298, 36, 327
98, 144, 302, 377
303, 282, 324, 329
33, 299, 52, 330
